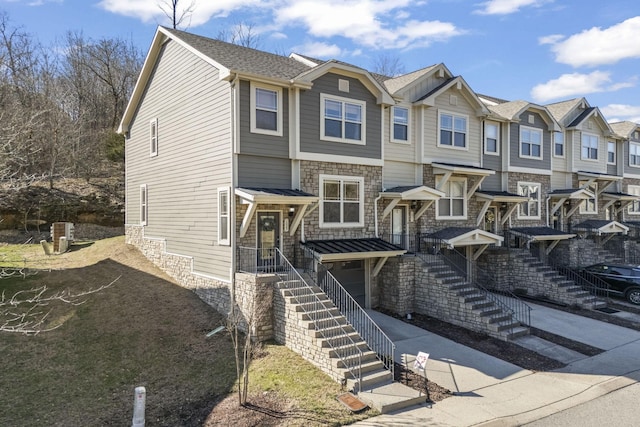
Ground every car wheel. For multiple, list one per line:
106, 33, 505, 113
625, 288, 640, 305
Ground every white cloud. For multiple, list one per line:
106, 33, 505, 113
538, 34, 563, 45
601, 104, 640, 123
548, 16, 640, 67
474, 0, 552, 15
274, 0, 463, 50
292, 41, 344, 58
530, 71, 634, 103
97, 0, 263, 26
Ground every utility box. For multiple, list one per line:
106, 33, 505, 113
51, 222, 74, 253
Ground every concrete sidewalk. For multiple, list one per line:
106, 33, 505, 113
356, 305, 640, 426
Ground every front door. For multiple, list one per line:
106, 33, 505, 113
391, 205, 407, 248
483, 206, 497, 234
257, 211, 280, 268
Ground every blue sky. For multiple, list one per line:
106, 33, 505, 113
3, 0, 640, 122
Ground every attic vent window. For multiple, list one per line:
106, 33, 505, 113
338, 79, 349, 93
635, 131, 639, 139
587, 121, 593, 129
528, 114, 534, 124
449, 95, 458, 106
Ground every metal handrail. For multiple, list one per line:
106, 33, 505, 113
547, 259, 612, 308
237, 246, 363, 392
297, 247, 395, 378
414, 234, 532, 330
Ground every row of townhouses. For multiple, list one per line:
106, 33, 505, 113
118, 26, 640, 396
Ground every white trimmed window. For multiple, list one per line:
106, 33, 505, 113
140, 184, 148, 225
580, 181, 598, 214
628, 185, 640, 214
438, 111, 468, 149
320, 175, 364, 227
436, 177, 467, 219
581, 133, 599, 160
149, 118, 158, 157
320, 94, 366, 144
630, 143, 640, 167
554, 132, 564, 157
518, 182, 541, 219
250, 82, 283, 136
391, 106, 409, 143
218, 188, 230, 245
520, 126, 542, 159
484, 122, 499, 155
607, 141, 616, 164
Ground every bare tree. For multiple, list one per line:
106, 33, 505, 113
158, 0, 196, 29
371, 53, 406, 77
217, 22, 262, 49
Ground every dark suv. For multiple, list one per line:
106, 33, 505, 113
579, 263, 640, 305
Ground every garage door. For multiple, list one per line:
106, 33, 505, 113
328, 260, 365, 306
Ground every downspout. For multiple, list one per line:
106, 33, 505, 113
374, 193, 383, 237
230, 74, 239, 316
545, 195, 551, 227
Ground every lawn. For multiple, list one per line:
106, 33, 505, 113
0, 237, 374, 426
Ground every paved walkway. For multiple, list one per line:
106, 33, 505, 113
356, 303, 640, 426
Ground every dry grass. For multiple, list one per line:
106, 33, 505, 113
0, 237, 375, 426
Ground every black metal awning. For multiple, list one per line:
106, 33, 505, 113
303, 238, 406, 262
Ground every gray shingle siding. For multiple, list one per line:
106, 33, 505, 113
299, 73, 382, 159
125, 39, 232, 280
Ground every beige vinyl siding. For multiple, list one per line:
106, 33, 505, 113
125, 39, 232, 280
573, 127, 607, 173
400, 74, 449, 102
423, 88, 482, 165
384, 106, 418, 163
551, 171, 572, 189
383, 160, 420, 188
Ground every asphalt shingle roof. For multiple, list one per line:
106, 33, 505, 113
545, 98, 583, 123
510, 227, 574, 237
610, 121, 639, 138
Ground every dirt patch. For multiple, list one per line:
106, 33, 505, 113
394, 363, 454, 402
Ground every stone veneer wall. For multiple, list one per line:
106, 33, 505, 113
126, 225, 275, 341
553, 239, 611, 268
377, 256, 416, 315
507, 172, 551, 228
299, 161, 381, 240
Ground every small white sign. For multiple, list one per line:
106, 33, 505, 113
414, 351, 430, 371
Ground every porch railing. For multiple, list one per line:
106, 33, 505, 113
410, 233, 532, 329
298, 248, 395, 379
237, 246, 364, 392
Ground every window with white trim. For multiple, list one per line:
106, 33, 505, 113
391, 106, 409, 143
149, 118, 158, 157
628, 185, 640, 214
320, 175, 364, 227
320, 94, 365, 144
630, 142, 640, 167
484, 122, 499, 155
518, 182, 541, 219
140, 184, 148, 225
436, 177, 467, 219
250, 82, 283, 136
438, 111, 468, 149
581, 133, 598, 160
520, 126, 542, 159
554, 132, 564, 157
580, 181, 597, 214
218, 188, 230, 245
607, 141, 616, 164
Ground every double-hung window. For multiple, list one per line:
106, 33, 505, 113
520, 126, 542, 159
218, 188, 230, 245
554, 132, 564, 157
518, 182, 541, 219
607, 141, 616, 164
484, 122, 499, 155
436, 177, 466, 219
630, 143, 640, 167
320, 175, 364, 227
251, 82, 282, 136
391, 106, 409, 143
580, 181, 598, 214
439, 112, 467, 148
149, 118, 158, 157
321, 94, 365, 144
140, 184, 148, 226
581, 133, 599, 160
628, 185, 640, 214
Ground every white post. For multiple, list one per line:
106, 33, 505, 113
132, 386, 146, 427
